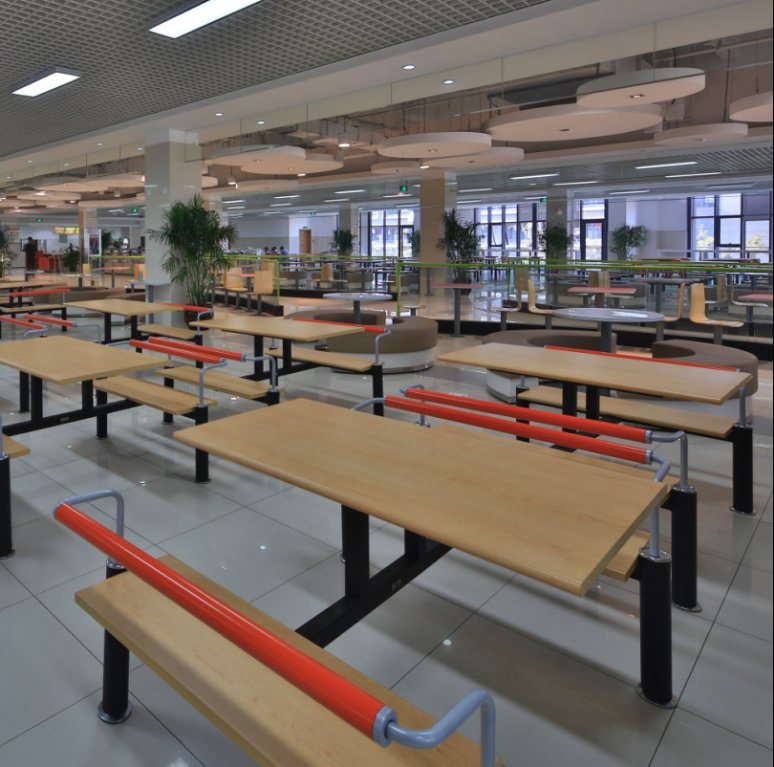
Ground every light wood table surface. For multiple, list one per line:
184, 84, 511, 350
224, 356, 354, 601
0, 335, 160, 385
195, 314, 363, 342
438, 343, 750, 404
175, 398, 668, 595
65, 298, 185, 343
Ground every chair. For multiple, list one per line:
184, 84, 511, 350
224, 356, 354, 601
223, 267, 248, 309
655, 282, 686, 341
688, 283, 742, 344
498, 291, 522, 330
251, 263, 275, 314
527, 277, 554, 329
731, 285, 771, 335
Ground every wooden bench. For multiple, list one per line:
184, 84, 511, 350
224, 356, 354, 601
268, 346, 374, 373
76, 554, 485, 767
2, 435, 31, 557
157, 365, 276, 400
94, 376, 216, 482
516, 385, 735, 439
95, 376, 216, 416
137, 323, 199, 342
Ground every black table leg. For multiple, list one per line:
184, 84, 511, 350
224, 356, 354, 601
253, 335, 264, 378
103, 313, 112, 344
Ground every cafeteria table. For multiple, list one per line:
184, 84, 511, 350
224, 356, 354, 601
65, 298, 186, 343
566, 286, 636, 308
174, 398, 674, 705
433, 283, 483, 337
552, 307, 665, 352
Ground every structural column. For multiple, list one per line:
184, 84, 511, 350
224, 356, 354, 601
143, 129, 202, 311
78, 207, 98, 266
419, 170, 456, 296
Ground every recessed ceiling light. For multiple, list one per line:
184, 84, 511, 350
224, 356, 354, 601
338, 141, 351, 148
335, 189, 365, 194
419, 164, 430, 170
296, 173, 306, 177
609, 189, 650, 194
458, 199, 482, 204
12, 69, 80, 97
442, 79, 455, 85
510, 173, 559, 180
26, 159, 33, 163
383, 193, 413, 198
323, 198, 347, 202
665, 171, 722, 178
256, 120, 265, 125
97, 142, 103, 146
214, 112, 224, 117
630, 93, 646, 99
137, 147, 144, 151
635, 161, 697, 169
524, 196, 545, 200
62, 163, 69, 167
149, 0, 265, 38
222, 199, 246, 204
273, 194, 300, 199
402, 64, 416, 71
553, 180, 599, 186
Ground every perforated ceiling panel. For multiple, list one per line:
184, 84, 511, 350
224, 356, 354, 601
0, 0, 551, 158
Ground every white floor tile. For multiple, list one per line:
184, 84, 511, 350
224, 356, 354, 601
9, 469, 75, 527
159, 506, 336, 602
392, 613, 672, 767
651, 709, 773, 767
0, 598, 102, 744
681, 623, 773, 749
0, 689, 204, 766
0, 564, 30, 610
743, 521, 773, 573
716, 563, 773, 642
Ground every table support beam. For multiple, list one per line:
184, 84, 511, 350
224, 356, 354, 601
730, 425, 755, 515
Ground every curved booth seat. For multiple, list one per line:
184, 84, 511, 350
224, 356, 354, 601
482, 329, 617, 402
284, 309, 438, 373
645, 340, 759, 421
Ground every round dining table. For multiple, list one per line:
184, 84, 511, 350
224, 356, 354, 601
552, 307, 665, 352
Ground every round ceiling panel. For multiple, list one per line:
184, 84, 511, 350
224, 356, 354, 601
378, 132, 491, 159
204, 179, 300, 195
201, 175, 219, 188
0, 199, 36, 208
576, 68, 705, 107
729, 91, 773, 123
17, 190, 82, 201
486, 104, 663, 142
427, 146, 525, 169
653, 122, 749, 147
371, 160, 420, 175
37, 173, 145, 192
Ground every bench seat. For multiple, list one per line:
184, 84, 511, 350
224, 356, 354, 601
157, 365, 275, 400
94, 376, 216, 415
518, 385, 735, 439
268, 347, 373, 373
138, 323, 198, 341
2, 435, 30, 459
0, 303, 65, 314
76, 555, 484, 767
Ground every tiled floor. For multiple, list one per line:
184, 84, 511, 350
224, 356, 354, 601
1, 316, 771, 766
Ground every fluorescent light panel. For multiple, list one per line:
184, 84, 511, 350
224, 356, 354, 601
150, 0, 264, 38
510, 173, 558, 180
665, 171, 722, 178
635, 161, 697, 169
12, 70, 80, 97
272, 194, 300, 199
335, 189, 365, 194
553, 181, 599, 186
459, 187, 492, 192
609, 189, 650, 195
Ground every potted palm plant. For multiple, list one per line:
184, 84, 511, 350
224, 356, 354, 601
610, 224, 647, 260
330, 228, 355, 258
148, 194, 237, 311
438, 209, 480, 288
0, 227, 11, 278
538, 225, 575, 261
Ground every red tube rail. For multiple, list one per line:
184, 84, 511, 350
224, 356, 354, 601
157, 301, 212, 314
403, 388, 649, 442
138, 336, 244, 361
24, 314, 76, 328
129, 339, 224, 365
384, 396, 649, 464
5, 287, 69, 298
0, 316, 46, 330
291, 317, 386, 334
544, 345, 736, 372
54, 502, 385, 738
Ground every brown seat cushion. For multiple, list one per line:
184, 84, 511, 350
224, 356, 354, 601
327, 316, 438, 354
484, 328, 617, 352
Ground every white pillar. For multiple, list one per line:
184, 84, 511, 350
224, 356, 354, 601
78, 207, 98, 266
144, 129, 202, 306
419, 170, 456, 295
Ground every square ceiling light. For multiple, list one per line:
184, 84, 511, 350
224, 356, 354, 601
12, 68, 80, 97
150, 0, 264, 38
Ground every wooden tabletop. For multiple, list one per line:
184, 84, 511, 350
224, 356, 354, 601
196, 314, 364, 342
175, 399, 668, 595
438, 343, 751, 404
738, 292, 773, 302
64, 298, 185, 317
0, 336, 161, 384
567, 287, 636, 295
0, 280, 66, 291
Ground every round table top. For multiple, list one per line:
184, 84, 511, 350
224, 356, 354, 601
567, 286, 636, 294
553, 307, 665, 323
323, 292, 392, 302
432, 283, 484, 289
738, 292, 773, 302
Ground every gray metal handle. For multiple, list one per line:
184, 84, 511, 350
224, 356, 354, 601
373, 329, 392, 365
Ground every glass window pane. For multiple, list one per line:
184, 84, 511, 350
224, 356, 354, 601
719, 217, 741, 246
384, 225, 399, 257
489, 207, 503, 223
477, 207, 490, 223
504, 206, 518, 221
581, 200, 605, 219
370, 225, 384, 257
399, 209, 414, 226
718, 194, 741, 216
518, 203, 534, 220
745, 220, 769, 253
692, 218, 714, 250
504, 224, 518, 250
692, 196, 715, 217
519, 222, 533, 252
743, 193, 770, 216
490, 224, 503, 247
385, 209, 399, 225
371, 210, 384, 225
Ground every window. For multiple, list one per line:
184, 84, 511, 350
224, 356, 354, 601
469, 202, 545, 257
362, 209, 415, 258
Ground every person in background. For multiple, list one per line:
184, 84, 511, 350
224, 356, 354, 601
279, 246, 288, 256
269, 246, 278, 255
256, 246, 264, 256
23, 237, 37, 272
